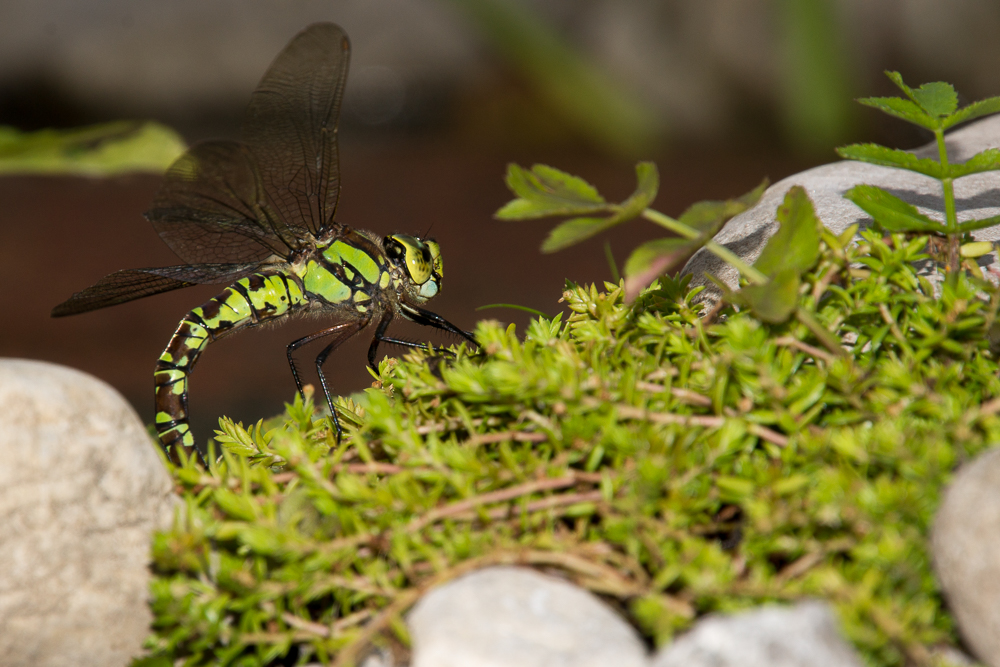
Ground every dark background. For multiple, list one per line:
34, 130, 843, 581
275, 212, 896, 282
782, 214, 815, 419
2, 0, 998, 437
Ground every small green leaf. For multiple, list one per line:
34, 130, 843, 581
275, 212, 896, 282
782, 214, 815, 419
0, 121, 186, 176
857, 96, 937, 131
541, 216, 618, 252
943, 96, 1000, 130
730, 268, 801, 324
836, 143, 943, 179
911, 82, 958, 118
950, 148, 1000, 178
754, 186, 822, 277
623, 237, 699, 298
844, 184, 943, 233
958, 213, 1000, 234
214, 489, 258, 521
960, 241, 993, 258
496, 163, 607, 220
716, 475, 754, 502
540, 162, 658, 252
676, 179, 768, 234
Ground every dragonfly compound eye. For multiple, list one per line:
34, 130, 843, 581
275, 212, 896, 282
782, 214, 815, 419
386, 234, 433, 284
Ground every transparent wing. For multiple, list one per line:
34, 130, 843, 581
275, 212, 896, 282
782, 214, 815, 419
242, 22, 350, 236
51, 263, 258, 316
146, 141, 304, 264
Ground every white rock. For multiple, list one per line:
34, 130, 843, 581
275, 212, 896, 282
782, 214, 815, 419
407, 565, 649, 667
932, 447, 1000, 667
0, 359, 175, 667
682, 114, 1000, 299
651, 601, 863, 667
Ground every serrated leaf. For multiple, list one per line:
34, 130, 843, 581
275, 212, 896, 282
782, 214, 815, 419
836, 143, 944, 179
728, 268, 801, 324
540, 162, 658, 252
754, 186, 821, 277
951, 148, 1000, 178
844, 185, 943, 233
495, 163, 607, 220
911, 81, 958, 118
884, 71, 911, 95
857, 96, 937, 131
0, 121, 186, 175
958, 213, 1000, 234
943, 96, 1000, 130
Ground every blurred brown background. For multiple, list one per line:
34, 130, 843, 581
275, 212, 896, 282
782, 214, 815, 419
2, 0, 999, 437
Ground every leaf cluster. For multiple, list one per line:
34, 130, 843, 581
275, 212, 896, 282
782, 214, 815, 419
142, 217, 1000, 666
495, 162, 766, 300
837, 72, 1000, 271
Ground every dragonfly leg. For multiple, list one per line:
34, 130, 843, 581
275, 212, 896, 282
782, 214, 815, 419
399, 303, 479, 349
286, 320, 366, 439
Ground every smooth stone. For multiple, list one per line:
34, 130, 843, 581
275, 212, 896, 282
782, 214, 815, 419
0, 359, 175, 667
651, 600, 863, 667
407, 565, 649, 667
682, 114, 1000, 299
932, 447, 1000, 667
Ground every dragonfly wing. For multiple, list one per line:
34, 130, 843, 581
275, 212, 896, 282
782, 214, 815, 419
51, 263, 258, 316
147, 140, 302, 264
243, 22, 349, 236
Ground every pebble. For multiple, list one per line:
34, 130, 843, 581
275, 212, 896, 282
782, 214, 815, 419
681, 114, 1000, 299
651, 601, 864, 667
406, 565, 649, 667
0, 359, 175, 667
932, 447, 1000, 667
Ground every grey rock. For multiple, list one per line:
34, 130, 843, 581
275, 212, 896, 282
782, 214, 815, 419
0, 359, 175, 667
932, 447, 1000, 667
682, 114, 1000, 300
407, 565, 648, 667
651, 600, 863, 667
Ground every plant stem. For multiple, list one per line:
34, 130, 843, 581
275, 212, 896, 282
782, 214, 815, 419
642, 209, 769, 285
935, 127, 960, 272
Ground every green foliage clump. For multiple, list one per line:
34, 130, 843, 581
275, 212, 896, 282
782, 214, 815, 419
0, 121, 185, 176
141, 202, 1000, 665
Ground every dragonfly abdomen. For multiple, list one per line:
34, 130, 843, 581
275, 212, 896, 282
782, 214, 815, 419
154, 272, 305, 460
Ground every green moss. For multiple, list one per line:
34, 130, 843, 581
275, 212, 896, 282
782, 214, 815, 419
140, 227, 1000, 667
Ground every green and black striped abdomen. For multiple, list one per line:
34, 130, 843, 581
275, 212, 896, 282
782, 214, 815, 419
154, 272, 306, 459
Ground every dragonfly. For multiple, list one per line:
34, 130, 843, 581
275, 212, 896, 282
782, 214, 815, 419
52, 23, 477, 464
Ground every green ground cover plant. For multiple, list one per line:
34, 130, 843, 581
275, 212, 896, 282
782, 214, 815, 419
138, 78, 1000, 667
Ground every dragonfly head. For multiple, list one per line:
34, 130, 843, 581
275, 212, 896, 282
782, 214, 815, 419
384, 234, 443, 302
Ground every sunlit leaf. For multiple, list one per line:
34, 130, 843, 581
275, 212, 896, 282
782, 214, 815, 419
0, 121, 186, 176
845, 185, 943, 233
496, 163, 607, 220
541, 162, 658, 252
